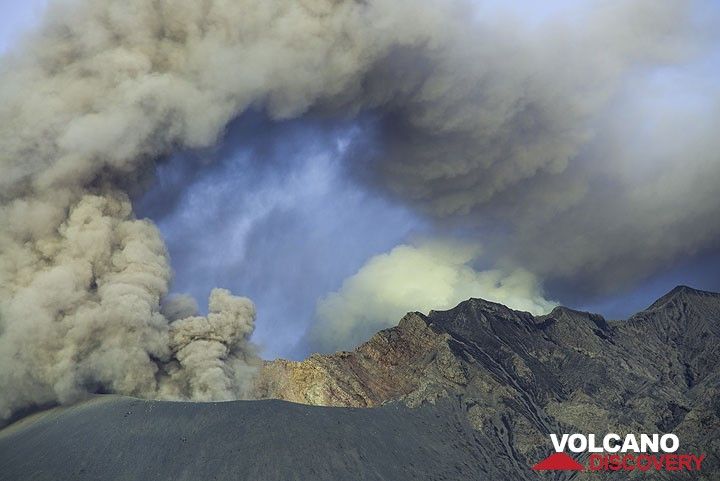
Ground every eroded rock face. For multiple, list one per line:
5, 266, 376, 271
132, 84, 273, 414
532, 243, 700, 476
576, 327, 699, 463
254, 313, 453, 407
256, 286, 720, 480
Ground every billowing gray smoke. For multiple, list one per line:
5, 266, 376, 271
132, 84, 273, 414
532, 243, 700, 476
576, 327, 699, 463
0, 191, 258, 419
0, 0, 713, 420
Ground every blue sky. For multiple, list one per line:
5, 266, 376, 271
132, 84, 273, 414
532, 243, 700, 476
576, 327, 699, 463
134, 115, 429, 357
0, 0, 46, 54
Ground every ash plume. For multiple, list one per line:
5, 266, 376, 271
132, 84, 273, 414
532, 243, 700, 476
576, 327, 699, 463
0, 190, 257, 420
0, 0, 714, 420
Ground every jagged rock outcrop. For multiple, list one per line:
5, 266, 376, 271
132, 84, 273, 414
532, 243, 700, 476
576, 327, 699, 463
255, 286, 720, 480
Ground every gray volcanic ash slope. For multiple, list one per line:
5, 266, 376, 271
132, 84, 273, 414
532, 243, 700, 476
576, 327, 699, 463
0, 396, 486, 481
2, 286, 719, 481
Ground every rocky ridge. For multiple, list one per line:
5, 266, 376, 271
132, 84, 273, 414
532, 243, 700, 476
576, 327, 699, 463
254, 286, 720, 479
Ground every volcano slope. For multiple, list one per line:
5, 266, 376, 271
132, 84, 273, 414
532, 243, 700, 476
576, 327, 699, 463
1, 286, 719, 480
0, 395, 487, 481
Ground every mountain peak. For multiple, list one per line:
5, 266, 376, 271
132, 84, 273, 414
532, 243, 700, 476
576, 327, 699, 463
648, 285, 720, 310
543, 305, 611, 332
428, 297, 514, 318
426, 297, 534, 339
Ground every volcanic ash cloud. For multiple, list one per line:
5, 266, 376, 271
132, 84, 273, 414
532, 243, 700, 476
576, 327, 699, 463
0, 192, 257, 420
0, 0, 707, 420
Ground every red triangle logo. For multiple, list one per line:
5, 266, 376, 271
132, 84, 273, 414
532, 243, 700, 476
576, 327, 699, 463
532, 452, 584, 471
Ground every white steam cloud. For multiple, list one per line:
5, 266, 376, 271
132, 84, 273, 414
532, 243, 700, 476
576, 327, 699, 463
309, 242, 556, 352
0, 0, 715, 420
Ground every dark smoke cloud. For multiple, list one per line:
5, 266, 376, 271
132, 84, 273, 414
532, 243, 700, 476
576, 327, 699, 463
342, 1, 720, 294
